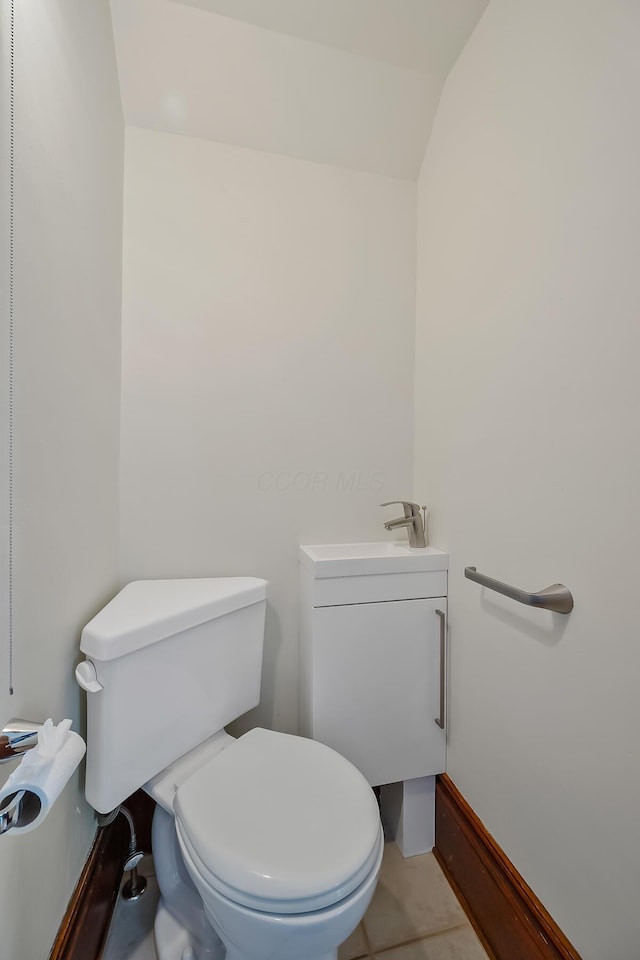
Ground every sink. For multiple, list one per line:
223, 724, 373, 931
299, 541, 448, 578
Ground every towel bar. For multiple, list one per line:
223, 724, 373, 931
464, 566, 573, 614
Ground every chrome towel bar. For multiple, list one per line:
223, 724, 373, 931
464, 566, 574, 614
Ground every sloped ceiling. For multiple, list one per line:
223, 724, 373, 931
110, 0, 488, 179
171, 0, 488, 75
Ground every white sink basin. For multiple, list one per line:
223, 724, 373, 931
299, 541, 448, 578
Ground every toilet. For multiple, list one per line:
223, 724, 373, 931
76, 578, 383, 960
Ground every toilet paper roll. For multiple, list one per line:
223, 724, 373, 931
0, 721, 86, 834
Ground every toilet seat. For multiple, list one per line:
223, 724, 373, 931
174, 728, 381, 914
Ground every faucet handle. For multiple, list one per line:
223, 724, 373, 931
380, 501, 421, 517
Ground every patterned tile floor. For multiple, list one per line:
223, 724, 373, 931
102, 842, 489, 960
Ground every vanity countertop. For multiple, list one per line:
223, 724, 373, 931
299, 542, 448, 579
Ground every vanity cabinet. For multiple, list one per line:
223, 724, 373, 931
298, 544, 448, 789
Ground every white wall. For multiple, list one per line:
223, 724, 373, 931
109, 0, 440, 180
414, 1, 640, 957
172, 0, 489, 77
120, 127, 416, 734
0, 2, 123, 957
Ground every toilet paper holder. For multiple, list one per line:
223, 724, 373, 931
0, 789, 42, 835
1, 718, 42, 765
0, 719, 43, 836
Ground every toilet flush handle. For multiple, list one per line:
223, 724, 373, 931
75, 660, 103, 694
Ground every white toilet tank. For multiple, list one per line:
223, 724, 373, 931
78, 578, 268, 813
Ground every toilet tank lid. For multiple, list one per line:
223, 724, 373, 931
80, 578, 268, 662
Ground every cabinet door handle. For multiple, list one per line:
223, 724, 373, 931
435, 609, 446, 731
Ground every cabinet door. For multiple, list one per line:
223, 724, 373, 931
311, 598, 446, 786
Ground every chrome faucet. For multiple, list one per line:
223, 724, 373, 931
380, 501, 427, 548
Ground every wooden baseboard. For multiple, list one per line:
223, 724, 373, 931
48, 790, 155, 960
434, 775, 582, 960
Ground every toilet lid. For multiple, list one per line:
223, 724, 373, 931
174, 728, 381, 913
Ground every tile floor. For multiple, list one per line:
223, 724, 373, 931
338, 842, 488, 960
101, 842, 489, 960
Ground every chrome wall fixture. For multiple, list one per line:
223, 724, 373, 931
0, 719, 42, 835
1, 790, 25, 835
0, 718, 41, 764
465, 566, 574, 615
97, 806, 147, 901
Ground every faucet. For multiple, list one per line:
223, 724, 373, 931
380, 501, 427, 548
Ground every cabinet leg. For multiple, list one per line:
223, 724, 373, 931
379, 776, 435, 858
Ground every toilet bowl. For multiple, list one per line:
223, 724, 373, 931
179, 838, 382, 960
77, 578, 383, 960
151, 728, 383, 960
